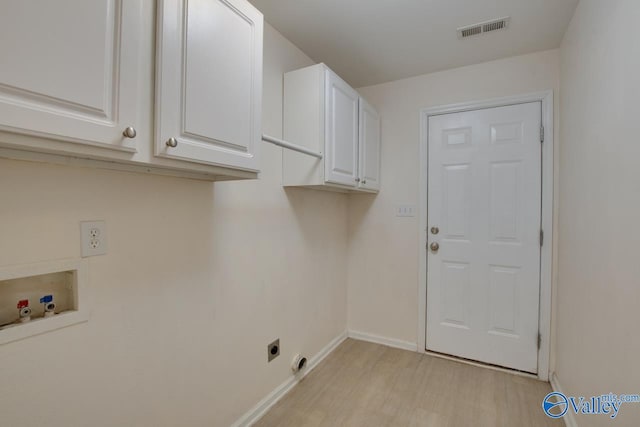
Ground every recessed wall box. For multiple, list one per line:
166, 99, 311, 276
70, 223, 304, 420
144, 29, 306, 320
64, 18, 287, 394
0, 259, 89, 345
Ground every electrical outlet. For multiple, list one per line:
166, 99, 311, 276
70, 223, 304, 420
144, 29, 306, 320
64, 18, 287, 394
80, 221, 107, 257
268, 339, 280, 362
395, 205, 416, 217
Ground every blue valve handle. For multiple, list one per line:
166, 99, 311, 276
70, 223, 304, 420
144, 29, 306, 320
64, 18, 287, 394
39, 295, 53, 304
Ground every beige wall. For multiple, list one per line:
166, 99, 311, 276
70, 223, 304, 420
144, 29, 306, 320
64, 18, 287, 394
5, 2, 639, 424
557, 1, 640, 426
0, 24, 348, 427
348, 50, 560, 350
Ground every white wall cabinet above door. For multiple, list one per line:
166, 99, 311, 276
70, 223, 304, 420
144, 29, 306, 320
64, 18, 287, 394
0, 0, 142, 152
283, 64, 380, 193
358, 97, 381, 191
156, 0, 263, 172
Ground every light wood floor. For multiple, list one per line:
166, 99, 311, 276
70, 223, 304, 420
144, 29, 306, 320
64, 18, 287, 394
255, 339, 561, 427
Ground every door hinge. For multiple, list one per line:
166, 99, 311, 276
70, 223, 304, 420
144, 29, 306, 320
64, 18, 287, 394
538, 333, 542, 349
540, 125, 545, 143
539, 229, 544, 247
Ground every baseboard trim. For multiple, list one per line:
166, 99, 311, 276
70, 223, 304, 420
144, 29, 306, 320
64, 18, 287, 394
550, 372, 578, 427
347, 330, 418, 352
230, 330, 348, 427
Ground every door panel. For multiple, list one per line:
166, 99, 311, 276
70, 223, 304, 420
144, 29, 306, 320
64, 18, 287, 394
358, 98, 381, 191
183, 0, 252, 149
490, 161, 523, 242
156, 0, 262, 171
488, 265, 520, 336
426, 102, 541, 373
0, 0, 141, 151
324, 69, 358, 186
442, 163, 471, 238
441, 261, 471, 328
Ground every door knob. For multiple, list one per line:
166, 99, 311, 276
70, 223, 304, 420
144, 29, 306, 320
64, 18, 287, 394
122, 127, 137, 138
430, 226, 439, 235
166, 137, 178, 148
430, 242, 440, 252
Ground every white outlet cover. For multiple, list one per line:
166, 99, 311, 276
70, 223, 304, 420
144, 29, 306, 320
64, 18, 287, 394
395, 205, 416, 217
80, 221, 107, 257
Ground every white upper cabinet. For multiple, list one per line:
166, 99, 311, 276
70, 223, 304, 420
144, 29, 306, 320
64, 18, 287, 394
325, 71, 359, 187
0, 0, 263, 180
0, 0, 142, 152
156, 0, 263, 172
283, 64, 380, 193
358, 97, 381, 191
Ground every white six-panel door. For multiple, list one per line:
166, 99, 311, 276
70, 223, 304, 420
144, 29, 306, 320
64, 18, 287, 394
426, 102, 542, 373
324, 69, 359, 187
0, 0, 142, 151
156, 0, 263, 171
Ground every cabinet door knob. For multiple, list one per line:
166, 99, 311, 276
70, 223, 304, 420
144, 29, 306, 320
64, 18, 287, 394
166, 137, 178, 148
122, 127, 137, 138
355, 177, 360, 182
430, 242, 440, 252
362, 179, 367, 184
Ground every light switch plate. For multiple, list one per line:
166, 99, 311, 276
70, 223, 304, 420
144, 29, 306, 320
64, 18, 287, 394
395, 205, 416, 217
80, 221, 107, 257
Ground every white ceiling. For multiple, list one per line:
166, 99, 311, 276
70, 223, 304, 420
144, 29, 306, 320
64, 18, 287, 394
249, 0, 579, 87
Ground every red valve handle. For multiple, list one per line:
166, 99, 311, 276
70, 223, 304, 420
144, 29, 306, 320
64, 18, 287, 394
17, 299, 29, 309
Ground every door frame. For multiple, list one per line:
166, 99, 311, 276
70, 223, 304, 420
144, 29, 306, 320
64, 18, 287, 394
417, 91, 554, 381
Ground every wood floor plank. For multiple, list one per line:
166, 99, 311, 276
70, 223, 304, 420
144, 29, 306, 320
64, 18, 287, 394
255, 339, 561, 427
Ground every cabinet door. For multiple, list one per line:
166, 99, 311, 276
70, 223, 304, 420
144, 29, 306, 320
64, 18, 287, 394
324, 69, 359, 187
358, 98, 381, 191
0, 0, 142, 152
156, 0, 262, 171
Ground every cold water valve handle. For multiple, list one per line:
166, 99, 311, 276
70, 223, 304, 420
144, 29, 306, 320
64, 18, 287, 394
40, 295, 56, 317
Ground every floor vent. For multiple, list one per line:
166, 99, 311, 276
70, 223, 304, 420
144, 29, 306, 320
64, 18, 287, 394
458, 17, 510, 39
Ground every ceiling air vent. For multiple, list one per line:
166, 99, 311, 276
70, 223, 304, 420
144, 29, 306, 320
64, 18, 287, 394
457, 17, 510, 39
